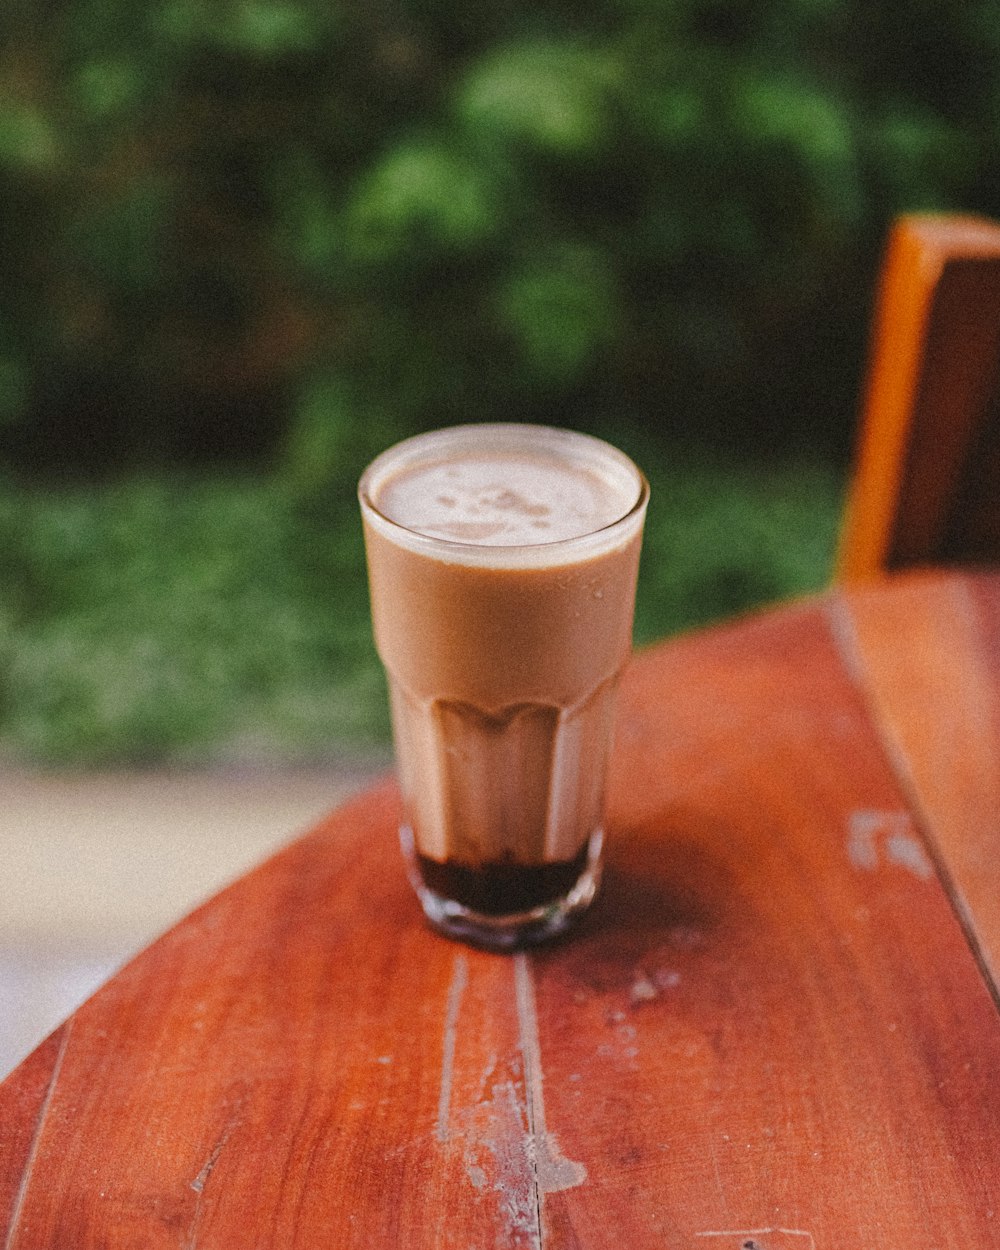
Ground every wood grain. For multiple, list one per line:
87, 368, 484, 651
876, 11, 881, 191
838, 570, 1000, 992
535, 593, 1000, 1246
3, 582, 1000, 1247
0, 782, 545, 1249
0, 1026, 67, 1234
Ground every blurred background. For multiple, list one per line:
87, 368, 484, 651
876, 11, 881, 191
2, 0, 998, 769
2, 0, 1000, 1069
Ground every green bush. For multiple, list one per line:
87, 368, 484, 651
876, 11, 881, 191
0, 0, 997, 477
0, 0, 994, 763
0, 475, 387, 764
0, 453, 841, 766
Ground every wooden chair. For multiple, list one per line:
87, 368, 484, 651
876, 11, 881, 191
838, 213, 1000, 581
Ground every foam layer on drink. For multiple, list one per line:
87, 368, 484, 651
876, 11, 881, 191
361, 424, 643, 566
375, 452, 633, 546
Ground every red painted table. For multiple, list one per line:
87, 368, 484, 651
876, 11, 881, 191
3, 569, 1000, 1248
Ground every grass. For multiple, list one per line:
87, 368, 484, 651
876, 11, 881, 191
0, 445, 846, 767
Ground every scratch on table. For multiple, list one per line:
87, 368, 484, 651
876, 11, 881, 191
884, 830, 933, 879
447, 1077, 537, 1245
513, 953, 587, 1194
483, 1079, 538, 1240
3, 1020, 73, 1250
436, 953, 469, 1144
847, 810, 933, 880
185, 1109, 242, 1249
190, 1127, 232, 1195
707, 1134, 728, 1221
694, 1228, 816, 1248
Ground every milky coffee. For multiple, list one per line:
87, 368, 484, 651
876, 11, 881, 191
359, 424, 648, 947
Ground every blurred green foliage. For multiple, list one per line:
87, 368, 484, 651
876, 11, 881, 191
1, 0, 998, 476
0, 0, 997, 762
0, 474, 383, 764
0, 452, 840, 766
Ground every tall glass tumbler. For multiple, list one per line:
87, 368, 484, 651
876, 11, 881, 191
359, 424, 648, 949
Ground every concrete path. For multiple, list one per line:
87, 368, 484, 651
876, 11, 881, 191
0, 760, 389, 1079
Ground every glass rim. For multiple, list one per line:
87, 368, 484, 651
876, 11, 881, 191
357, 422, 649, 559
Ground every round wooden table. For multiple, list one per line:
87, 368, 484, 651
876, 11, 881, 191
3, 569, 1000, 1248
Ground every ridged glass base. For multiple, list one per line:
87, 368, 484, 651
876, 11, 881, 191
400, 826, 603, 951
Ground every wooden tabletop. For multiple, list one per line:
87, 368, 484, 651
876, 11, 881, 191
3, 569, 1000, 1249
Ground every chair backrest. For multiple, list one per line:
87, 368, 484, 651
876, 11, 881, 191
837, 213, 1000, 582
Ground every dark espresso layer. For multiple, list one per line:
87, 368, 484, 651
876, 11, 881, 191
416, 841, 591, 916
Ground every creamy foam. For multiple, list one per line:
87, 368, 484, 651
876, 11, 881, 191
375, 453, 631, 545
360, 424, 644, 565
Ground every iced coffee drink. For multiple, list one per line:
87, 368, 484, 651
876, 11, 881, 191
359, 424, 648, 948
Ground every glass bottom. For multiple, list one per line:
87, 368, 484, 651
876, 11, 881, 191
400, 826, 604, 951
